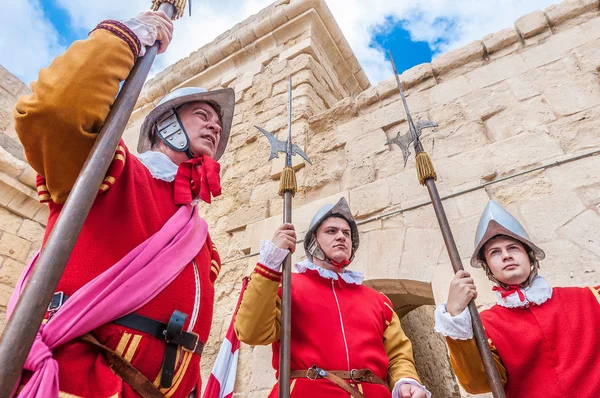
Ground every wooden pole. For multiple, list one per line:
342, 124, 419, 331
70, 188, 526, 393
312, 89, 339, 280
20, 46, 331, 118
0, 3, 175, 395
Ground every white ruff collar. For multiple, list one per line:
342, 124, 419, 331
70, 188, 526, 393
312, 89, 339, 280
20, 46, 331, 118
137, 151, 178, 182
294, 259, 364, 285
496, 276, 553, 308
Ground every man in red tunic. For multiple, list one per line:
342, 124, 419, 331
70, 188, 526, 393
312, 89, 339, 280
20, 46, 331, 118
434, 200, 600, 397
234, 198, 430, 398
12, 9, 234, 398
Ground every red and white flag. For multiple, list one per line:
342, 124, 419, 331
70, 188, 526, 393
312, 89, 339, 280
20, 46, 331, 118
203, 277, 249, 398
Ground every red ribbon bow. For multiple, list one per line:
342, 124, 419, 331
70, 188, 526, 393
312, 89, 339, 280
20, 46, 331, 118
330, 259, 350, 269
492, 285, 526, 302
174, 156, 222, 205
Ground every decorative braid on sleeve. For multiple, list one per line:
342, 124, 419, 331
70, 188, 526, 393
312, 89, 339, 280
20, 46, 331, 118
91, 20, 141, 59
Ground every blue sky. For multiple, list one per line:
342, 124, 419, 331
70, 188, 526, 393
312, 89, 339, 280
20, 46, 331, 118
1, 0, 562, 86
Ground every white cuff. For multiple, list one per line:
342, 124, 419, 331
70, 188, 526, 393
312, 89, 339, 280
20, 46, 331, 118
392, 378, 432, 398
259, 240, 289, 271
122, 18, 157, 56
434, 303, 473, 340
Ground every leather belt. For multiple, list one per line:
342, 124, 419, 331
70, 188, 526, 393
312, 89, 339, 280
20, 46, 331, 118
290, 366, 387, 398
49, 292, 204, 388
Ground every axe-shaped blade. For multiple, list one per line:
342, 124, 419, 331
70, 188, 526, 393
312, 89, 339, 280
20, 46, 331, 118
291, 144, 312, 165
256, 126, 287, 161
385, 119, 439, 167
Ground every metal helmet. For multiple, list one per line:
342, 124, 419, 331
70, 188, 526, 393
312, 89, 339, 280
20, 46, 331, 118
471, 200, 545, 268
138, 87, 235, 160
303, 197, 360, 263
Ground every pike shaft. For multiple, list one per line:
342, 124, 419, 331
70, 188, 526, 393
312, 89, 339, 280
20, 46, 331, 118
286, 76, 292, 168
423, 179, 506, 398
0, 4, 176, 394
279, 191, 293, 398
388, 52, 419, 145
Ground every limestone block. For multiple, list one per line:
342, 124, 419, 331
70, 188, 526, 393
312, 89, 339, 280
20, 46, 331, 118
428, 102, 466, 128
521, 26, 587, 69
0, 283, 13, 309
559, 210, 600, 257
302, 148, 346, 189
482, 28, 520, 54
518, 191, 586, 241
400, 63, 435, 89
515, 10, 550, 39
460, 82, 515, 121
0, 65, 28, 97
16, 165, 35, 189
344, 128, 387, 159
269, 152, 306, 180
355, 68, 370, 90
434, 147, 495, 189
544, 73, 600, 117
490, 171, 553, 205
540, 238, 600, 287
355, 86, 379, 109
547, 106, 600, 153
576, 183, 600, 206
6, 191, 43, 220
403, 200, 460, 230
0, 258, 24, 286
253, 13, 275, 38
278, 38, 317, 62
465, 54, 528, 90
0, 208, 22, 234
0, 232, 31, 262
425, 121, 489, 160
399, 227, 444, 283
488, 130, 564, 172
573, 38, 600, 71
429, 75, 473, 107
349, 178, 391, 217
340, 158, 375, 190
0, 146, 25, 179
454, 189, 491, 218
545, 154, 600, 191
0, 178, 20, 207
506, 68, 545, 101
544, 0, 591, 27
581, 17, 600, 39
484, 98, 556, 141
388, 170, 429, 208
431, 41, 485, 76
350, 228, 406, 280
373, 146, 410, 180
17, 219, 44, 244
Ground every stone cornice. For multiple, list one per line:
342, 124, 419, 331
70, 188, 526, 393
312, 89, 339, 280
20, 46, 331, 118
134, 0, 369, 111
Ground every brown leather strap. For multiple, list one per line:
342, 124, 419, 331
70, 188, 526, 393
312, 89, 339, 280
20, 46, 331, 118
80, 334, 165, 398
290, 367, 386, 398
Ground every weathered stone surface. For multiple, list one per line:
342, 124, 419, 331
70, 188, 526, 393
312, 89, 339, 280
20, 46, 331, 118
429, 75, 473, 106
460, 82, 515, 121
431, 41, 485, 76
506, 68, 545, 101
547, 106, 600, 152
466, 54, 528, 90
515, 10, 550, 39
559, 209, 600, 258
482, 28, 520, 54
489, 129, 564, 172
545, 0, 591, 27
349, 178, 391, 218
491, 171, 554, 205
521, 26, 588, 68
425, 121, 489, 160
540, 238, 600, 287
0, 146, 25, 179
0, 207, 22, 234
0, 257, 24, 285
484, 98, 556, 141
399, 227, 444, 282
0, 232, 31, 262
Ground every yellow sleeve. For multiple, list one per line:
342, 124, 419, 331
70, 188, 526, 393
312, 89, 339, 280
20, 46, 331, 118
385, 311, 422, 389
13, 27, 138, 204
234, 263, 281, 346
446, 337, 508, 394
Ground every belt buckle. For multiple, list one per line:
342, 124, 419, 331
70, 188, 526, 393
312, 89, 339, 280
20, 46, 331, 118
47, 291, 65, 313
306, 365, 327, 380
350, 369, 361, 383
182, 331, 200, 353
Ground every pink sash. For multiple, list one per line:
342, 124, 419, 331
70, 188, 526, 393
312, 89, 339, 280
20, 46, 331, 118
7, 204, 207, 398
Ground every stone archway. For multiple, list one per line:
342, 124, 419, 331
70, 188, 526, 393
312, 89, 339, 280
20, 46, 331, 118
364, 278, 462, 398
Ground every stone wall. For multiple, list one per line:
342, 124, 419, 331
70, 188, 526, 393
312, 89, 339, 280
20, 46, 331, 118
0, 65, 47, 332
1, 0, 600, 397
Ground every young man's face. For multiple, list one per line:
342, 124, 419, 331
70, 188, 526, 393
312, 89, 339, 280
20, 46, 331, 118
483, 235, 531, 285
316, 217, 352, 264
178, 101, 222, 158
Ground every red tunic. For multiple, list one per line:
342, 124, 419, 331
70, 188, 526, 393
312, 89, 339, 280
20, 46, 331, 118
268, 269, 394, 398
480, 286, 600, 397
28, 144, 221, 398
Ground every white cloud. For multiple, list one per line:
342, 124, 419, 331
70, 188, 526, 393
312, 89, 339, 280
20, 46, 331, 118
1, 0, 564, 87
0, 0, 64, 86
